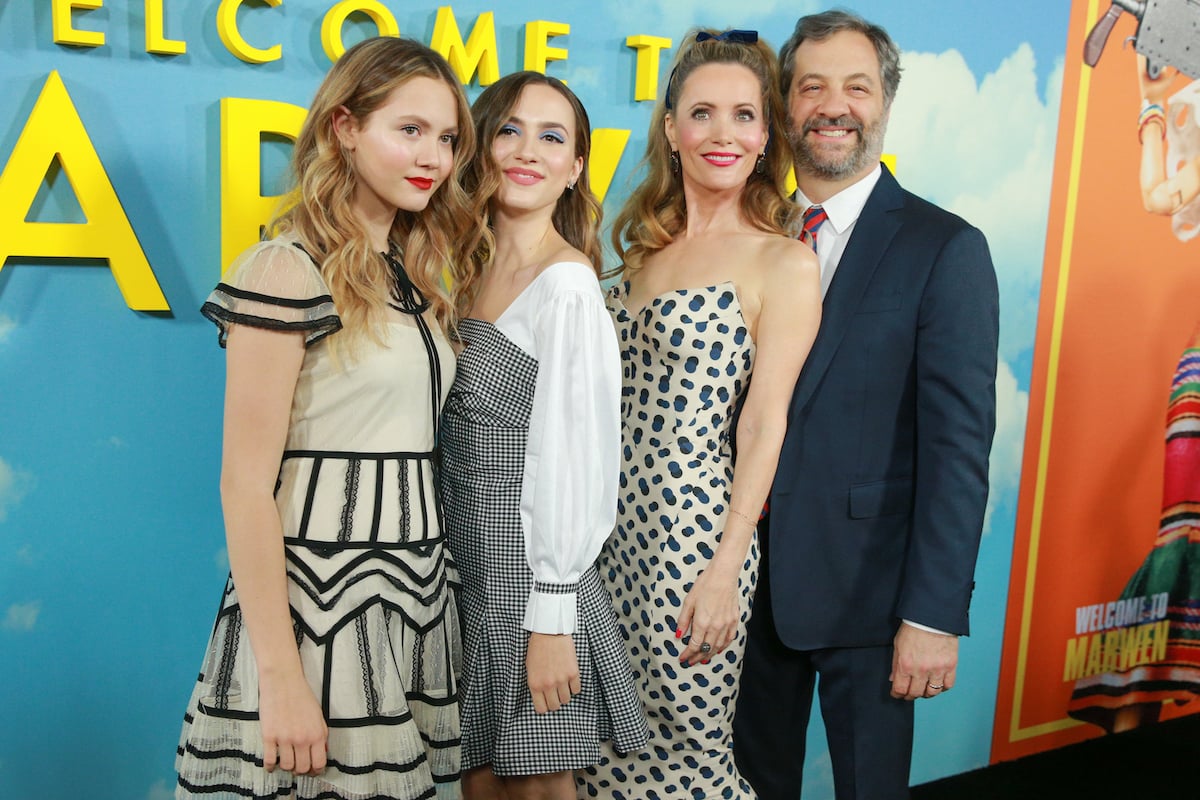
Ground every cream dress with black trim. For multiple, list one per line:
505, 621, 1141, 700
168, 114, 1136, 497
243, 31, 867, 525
175, 236, 462, 800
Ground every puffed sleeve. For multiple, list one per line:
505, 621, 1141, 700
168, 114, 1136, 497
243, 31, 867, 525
520, 270, 622, 635
200, 237, 342, 348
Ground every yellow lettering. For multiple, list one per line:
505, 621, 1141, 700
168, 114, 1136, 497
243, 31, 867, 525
1098, 632, 1112, 670
1063, 635, 1088, 681
1139, 623, 1157, 665
1099, 629, 1117, 673
1128, 623, 1147, 666
1151, 619, 1169, 662
321, 0, 400, 63
1083, 632, 1103, 677
216, 0, 282, 64
145, 0, 186, 55
431, 7, 499, 86
1115, 626, 1137, 670
0, 73, 167, 310
220, 98, 306, 273
524, 20, 569, 77
589, 129, 630, 203
52, 0, 105, 48
626, 35, 672, 102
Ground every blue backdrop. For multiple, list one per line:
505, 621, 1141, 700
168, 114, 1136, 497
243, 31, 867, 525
0, 2, 1069, 798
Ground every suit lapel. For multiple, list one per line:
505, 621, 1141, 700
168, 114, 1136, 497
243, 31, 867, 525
790, 166, 905, 414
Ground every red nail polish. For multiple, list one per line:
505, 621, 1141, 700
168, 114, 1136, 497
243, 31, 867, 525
675, 629, 683, 639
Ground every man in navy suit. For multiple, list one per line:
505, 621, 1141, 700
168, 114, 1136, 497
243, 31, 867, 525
733, 10, 999, 799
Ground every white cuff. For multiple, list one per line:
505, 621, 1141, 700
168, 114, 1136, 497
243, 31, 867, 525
523, 584, 578, 635
902, 619, 954, 637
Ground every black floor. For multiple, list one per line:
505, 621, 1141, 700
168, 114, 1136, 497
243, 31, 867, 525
911, 713, 1200, 799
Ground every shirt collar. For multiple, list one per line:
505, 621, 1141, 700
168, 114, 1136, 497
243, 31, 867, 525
795, 163, 883, 236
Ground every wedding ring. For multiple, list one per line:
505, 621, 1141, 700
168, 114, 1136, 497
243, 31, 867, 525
928, 683, 944, 690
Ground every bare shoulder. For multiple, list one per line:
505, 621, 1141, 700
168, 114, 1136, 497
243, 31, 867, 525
529, 245, 604, 307
763, 234, 817, 270
747, 234, 818, 295
546, 242, 592, 268
539, 244, 599, 283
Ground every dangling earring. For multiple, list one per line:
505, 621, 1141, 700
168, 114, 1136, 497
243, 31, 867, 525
670, 150, 681, 175
755, 152, 766, 174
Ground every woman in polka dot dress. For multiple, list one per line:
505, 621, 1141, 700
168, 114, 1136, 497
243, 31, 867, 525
578, 28, 821, 800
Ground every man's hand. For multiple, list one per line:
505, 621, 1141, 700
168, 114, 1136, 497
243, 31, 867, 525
889, 623, 958, 700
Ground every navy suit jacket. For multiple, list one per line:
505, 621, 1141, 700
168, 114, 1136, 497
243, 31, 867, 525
767, 165, 999, 651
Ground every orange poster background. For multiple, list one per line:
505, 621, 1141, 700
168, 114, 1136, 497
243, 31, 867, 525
992, 0, 1200, 762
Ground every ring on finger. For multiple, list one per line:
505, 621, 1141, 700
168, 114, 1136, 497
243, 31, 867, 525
699, 641, 712, 654
928, 683, 944, 690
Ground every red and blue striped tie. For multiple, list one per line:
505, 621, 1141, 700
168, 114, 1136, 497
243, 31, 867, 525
800, 204, 828, 251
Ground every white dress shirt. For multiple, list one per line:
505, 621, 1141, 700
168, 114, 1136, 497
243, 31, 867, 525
490, 261, 623, 635
795, 164, 882, 299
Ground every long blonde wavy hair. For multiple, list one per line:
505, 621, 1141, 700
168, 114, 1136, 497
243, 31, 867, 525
269, 36, 477, 344
611, 29, 797, 274
454, 71, 602, 316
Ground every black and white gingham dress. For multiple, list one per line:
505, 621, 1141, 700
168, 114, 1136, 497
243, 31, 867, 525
440, 267, 648, 777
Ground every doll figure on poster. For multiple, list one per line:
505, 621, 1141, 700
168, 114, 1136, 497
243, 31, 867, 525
1068, 55, 1200, 733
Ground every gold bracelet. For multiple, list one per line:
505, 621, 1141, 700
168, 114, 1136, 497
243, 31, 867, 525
728, 508, 757, 528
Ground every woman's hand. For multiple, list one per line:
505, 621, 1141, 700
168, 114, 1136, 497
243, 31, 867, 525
676, 563, 740, 666
527, 633, 581, 714
258, 670, 328, 776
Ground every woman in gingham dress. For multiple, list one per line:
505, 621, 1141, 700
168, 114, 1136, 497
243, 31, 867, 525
439, 72, 649, 799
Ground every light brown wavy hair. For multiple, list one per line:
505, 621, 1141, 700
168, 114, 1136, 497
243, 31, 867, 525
269, 36, 476, 346
611, 29, 797, 275
454, 71, 602, 315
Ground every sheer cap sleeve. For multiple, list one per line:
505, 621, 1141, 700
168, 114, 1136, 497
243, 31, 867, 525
201, 237, 342, 348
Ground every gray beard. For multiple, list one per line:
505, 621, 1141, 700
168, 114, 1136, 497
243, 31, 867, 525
788, 114, 886, 182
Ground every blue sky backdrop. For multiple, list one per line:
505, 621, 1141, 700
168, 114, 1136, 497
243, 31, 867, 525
0, 2, 1070, 798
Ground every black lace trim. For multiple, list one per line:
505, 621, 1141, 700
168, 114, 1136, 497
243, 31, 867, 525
200, 303, 342, 349
339, 458, 361, 543
281, 448, 435, 460
399, 459, 412, 543
212, 281, 334, 310
411, 630, 427, 693
214, 608, 241, 710
280, 535, 448, 552
356, 615, 381, 716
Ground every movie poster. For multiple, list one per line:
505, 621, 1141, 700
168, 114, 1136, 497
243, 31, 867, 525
994, 0, 1200, 762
